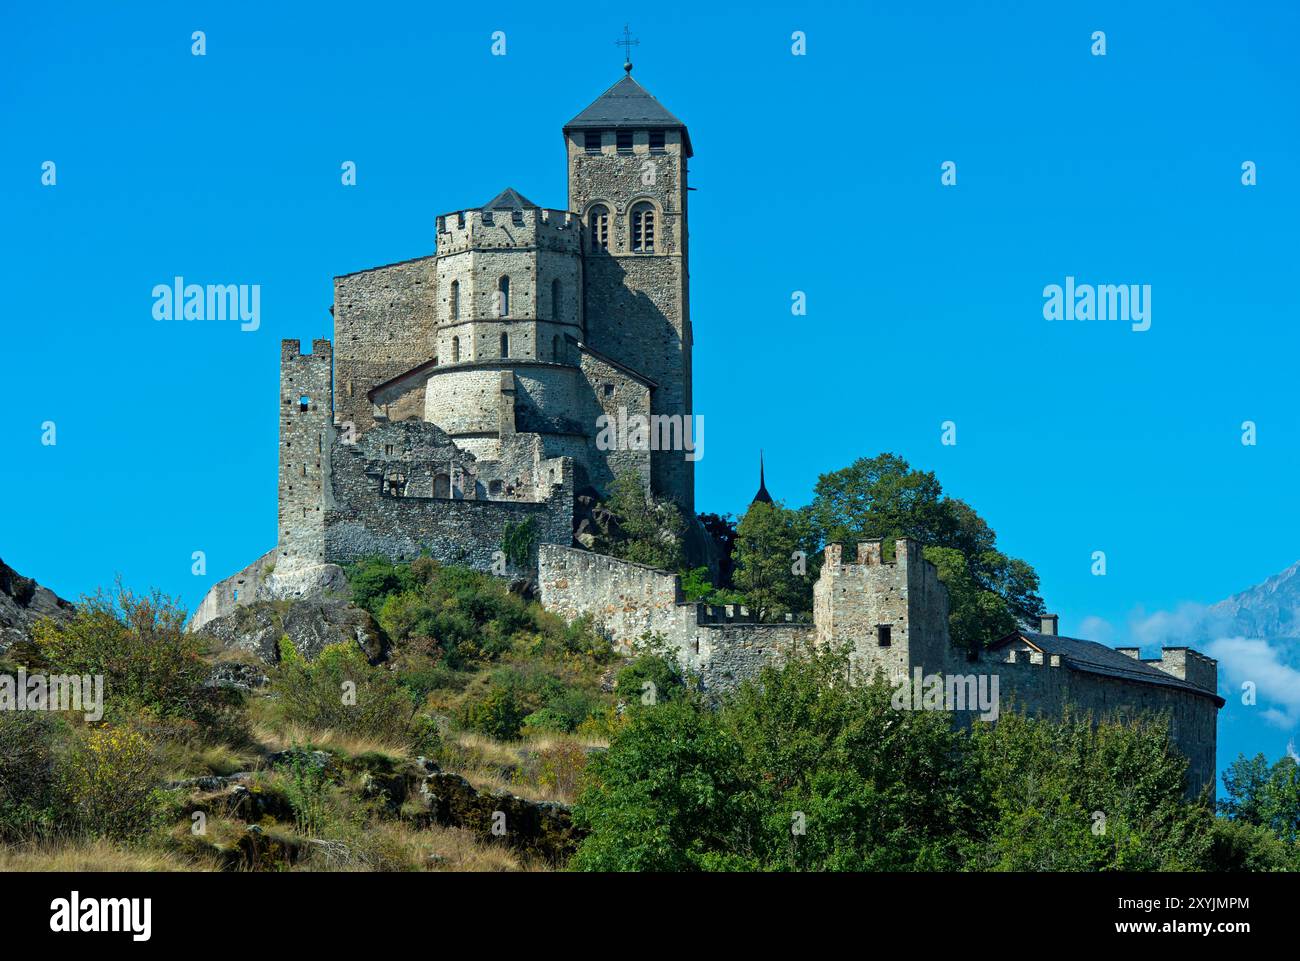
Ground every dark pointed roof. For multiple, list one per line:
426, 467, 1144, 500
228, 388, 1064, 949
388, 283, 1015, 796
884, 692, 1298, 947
483, 187, 539, 210
565, 76, 692, 156
751, 452, 773, 505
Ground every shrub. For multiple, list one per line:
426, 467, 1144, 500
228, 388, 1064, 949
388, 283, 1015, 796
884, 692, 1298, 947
62, 724, 167, 841
0, 712, 69, 840
459, 684, 528, 741
31, 583, 242, 735
346, 557, 418, 618
522, 707, 573, 736
273, 641, 418, 747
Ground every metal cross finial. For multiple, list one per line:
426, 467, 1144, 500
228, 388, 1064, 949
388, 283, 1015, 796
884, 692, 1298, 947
615, 24, 639, 74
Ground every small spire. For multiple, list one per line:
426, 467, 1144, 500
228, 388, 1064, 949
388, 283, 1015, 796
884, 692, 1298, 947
616, 24, 639, 75
751, 450, 773, 505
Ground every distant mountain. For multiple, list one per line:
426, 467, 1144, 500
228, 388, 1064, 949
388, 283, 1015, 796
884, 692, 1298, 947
1207, 560, 1300, 640
0, 556, 74, 653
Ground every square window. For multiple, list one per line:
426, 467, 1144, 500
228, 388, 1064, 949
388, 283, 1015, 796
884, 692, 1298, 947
616, 130, 634, 154
584, 131, 602, 154
649, 130, 665, 152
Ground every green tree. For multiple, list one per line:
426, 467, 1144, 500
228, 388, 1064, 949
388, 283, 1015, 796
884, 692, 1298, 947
1220, 752, 1300, 843
731, 501, 812, 620
602, 472, 685, 571
807, 453, 1043, 649
570, 699, 754, 871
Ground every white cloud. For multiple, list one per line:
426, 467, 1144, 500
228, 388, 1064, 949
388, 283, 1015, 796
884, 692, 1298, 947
1205, 636, 1300, 729
1076, 615, 1114, 644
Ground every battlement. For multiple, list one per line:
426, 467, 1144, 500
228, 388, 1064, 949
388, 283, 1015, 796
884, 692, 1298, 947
435, 208, 580, 255
822, 537, 925, 570
281, 338, 333, 361
1005, 649, 1065, 668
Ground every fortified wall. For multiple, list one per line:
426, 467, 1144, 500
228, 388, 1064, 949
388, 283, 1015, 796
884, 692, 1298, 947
537, 544, 812, 691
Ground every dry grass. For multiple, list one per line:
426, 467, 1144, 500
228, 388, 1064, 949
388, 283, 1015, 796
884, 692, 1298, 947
250, 719, 411, 762
0, 838, 219, 872
281, 821, 550, 872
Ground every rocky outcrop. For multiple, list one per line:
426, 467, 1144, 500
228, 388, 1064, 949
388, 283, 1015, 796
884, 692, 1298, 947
417, 767, 580, 863
196, 597, 382, 664
0, 557, 74, 654
189, 551, 349, 632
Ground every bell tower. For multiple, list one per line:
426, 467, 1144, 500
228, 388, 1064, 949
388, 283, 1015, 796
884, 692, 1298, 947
563, 61, 695, 515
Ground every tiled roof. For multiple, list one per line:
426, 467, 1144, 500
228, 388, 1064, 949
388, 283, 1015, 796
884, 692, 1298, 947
994, 630, 1224, 704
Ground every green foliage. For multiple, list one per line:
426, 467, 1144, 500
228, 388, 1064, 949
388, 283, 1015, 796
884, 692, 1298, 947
0, 712, 68, 840
571, 700, 752, 871
806, 453, 1044, 649
459, 683, 528, 740
62, 724, 168, 841
965, 709, 1211, 870
282, 751, 330, 837
731, 500, 814, 620
500, 517, 539, 569
345, 556, 418, 618
923, 547, 1017, 656
616, 650, 687, 709
1205, 816, 1300, 871
1219, 752, 1300, 843
272, 642, 417, 746
678, 567, 745, 606
31, 582, 242, 736
571, 649, 1237, 872
602, 472, 685, 571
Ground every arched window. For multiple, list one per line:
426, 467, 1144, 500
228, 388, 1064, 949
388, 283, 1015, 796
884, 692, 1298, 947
451, 336, 460, 363
552, 335, 560, 361
449, 280, 459, 320
589, 204, 610, 250
631, 202, 655, 253
500, 332, 510, 358
551, 278, 561, 321
496, 276, 510, 317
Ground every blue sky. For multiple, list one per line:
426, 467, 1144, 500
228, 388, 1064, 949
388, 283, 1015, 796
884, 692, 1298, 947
2, 2, 1297, 773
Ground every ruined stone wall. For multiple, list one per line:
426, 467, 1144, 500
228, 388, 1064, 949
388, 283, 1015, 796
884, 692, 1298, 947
333, 257, 438, 433
278, 340, 333, 566
536, 545, 811, 693
189, 547, 277, 631
324, 422, 573, 570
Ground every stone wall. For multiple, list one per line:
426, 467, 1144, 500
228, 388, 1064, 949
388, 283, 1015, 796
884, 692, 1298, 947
189, 547, 277, 631
324, 422, 573, 570
333, 257, 438, 433
278, 340, 333, 566
536, 545, 811, 692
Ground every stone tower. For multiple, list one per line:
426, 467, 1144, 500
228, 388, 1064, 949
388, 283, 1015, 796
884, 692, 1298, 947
813, 539, 953, 681
277, 339, 334, 567
564, 73, 695, 515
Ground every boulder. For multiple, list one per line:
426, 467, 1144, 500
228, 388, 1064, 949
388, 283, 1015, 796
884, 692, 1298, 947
197, 598, 382, 664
